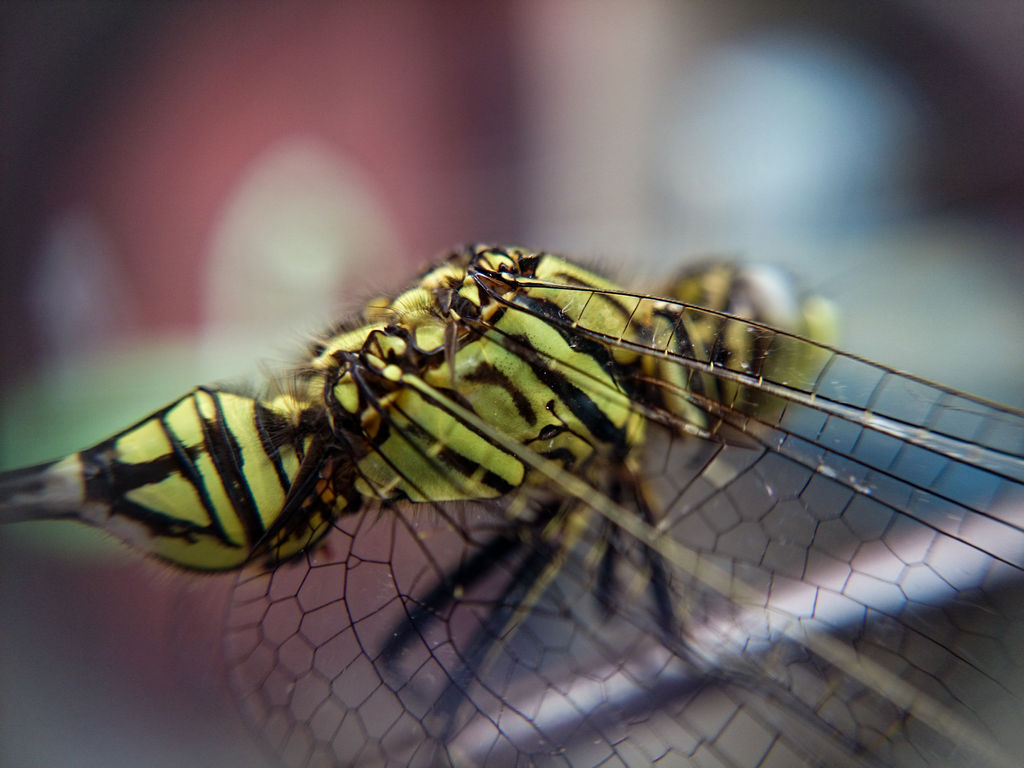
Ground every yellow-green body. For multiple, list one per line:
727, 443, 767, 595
0, 245, 834, 572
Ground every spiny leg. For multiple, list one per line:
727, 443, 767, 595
379, 507, 552, 666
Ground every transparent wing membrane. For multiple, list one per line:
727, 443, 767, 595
225, 269, 1024, 767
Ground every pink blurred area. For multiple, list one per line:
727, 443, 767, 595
2, 3, 522, 384
50, 3, 510, 317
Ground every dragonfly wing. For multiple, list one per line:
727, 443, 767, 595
224, 494, 876, 768
564, 285, 1024, 766
225, 271, 1024, 768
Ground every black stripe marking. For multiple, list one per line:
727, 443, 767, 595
79, 405, 238, 549
351, 367, 517, 498
247, 476, 334, 565
493, 319, 626, 451
652, 305, 710, 401
197, 391, 265, 549
157, 403, 230, 544
433, 433, 516, 497
253, 404, 297, 494
461, 362, 537, 426
515, 252, 541, 275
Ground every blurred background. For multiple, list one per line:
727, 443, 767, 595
1, 2, 1021, 766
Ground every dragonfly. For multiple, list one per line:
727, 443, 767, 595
1, 244, 1022, 768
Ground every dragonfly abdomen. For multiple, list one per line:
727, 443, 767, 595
0, 387, 327, 570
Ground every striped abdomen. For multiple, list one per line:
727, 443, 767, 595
0, 388, 332, 570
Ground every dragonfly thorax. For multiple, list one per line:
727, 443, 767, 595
315, 247, 648, 510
